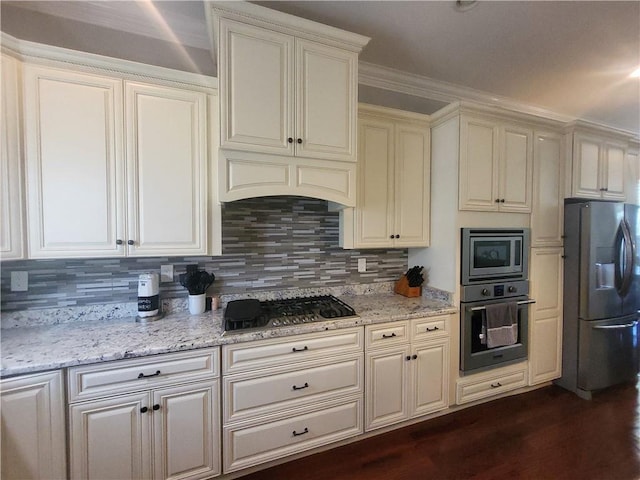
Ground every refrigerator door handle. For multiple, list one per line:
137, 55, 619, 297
620, 219, 635, 297
593, 320, 638, 330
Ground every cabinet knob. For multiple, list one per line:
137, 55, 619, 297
600, 188, 606, 191
412, 354, 417, 360
390, 235, 395, 239
297, 138, 302, 144
406, 356, 411, 361
127, 240, 135, 246
152, 404, 160, 411
140, 406, 148, 413
116, 239, 123, 245
500, 199, 505, 203
288, 137, 293, 143
495, 199, 500, 203
395, 234, 400, 239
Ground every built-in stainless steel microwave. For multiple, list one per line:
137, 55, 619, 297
461, 228, 530, 284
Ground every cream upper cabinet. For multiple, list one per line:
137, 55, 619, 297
1, 54, 25, 260
528, 247, 564, 385
1, 371, 67, 480
125, 82, 208, 257
24, 65, 125, 258
217, 16, 358, 162
459, 115, 533, 212
23, 64, 212, 258
570, 131, 627, 201
531, 131, 564, 247
342, 105, 430, 249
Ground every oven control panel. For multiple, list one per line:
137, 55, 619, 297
461, 280, 529, 303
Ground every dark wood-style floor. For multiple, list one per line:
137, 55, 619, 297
241, 381, 640, 479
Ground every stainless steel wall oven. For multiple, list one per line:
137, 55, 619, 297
460, 227, 534, 374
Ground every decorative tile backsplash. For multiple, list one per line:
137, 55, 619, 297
1, 196, 408, 312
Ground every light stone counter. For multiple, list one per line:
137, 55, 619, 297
1, 293, 457, 377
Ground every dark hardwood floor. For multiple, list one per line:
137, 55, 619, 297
241, 381, 640, 479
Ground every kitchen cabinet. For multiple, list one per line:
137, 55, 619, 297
531, 130, 564, 247
221, 327, 363, 473
569, 131, 627, 200
365, 315, 450, 431
456, 363, 527, 405
340, 105, 430, 248
23, 63, 213, 258
459, 115, 533, 212
209, 2, 369, 206
528, 247, 563, 385
68, 348, 221, 480
1, 53, 25, 260
1, 370, 66, 480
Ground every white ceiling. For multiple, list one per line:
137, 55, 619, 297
2, 1, 639, 135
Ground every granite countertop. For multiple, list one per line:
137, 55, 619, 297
0, 294, 457, 377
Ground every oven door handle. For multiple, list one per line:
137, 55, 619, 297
470, 299, 536, 312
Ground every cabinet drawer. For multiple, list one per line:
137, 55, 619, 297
222, 327, 363, 374
223, 397, 362, 473
365, 321, 409, 349
456, 367, 527, 405
224, 354, 362, 423
411, 315, 449, 342
68, 348, 219, 402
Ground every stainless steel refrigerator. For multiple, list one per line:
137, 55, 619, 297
556, 199, 640, 399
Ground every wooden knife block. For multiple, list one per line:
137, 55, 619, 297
394, 275, 422, 298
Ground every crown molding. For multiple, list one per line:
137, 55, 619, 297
358, 61, 639, 142
1, 32, 218, 91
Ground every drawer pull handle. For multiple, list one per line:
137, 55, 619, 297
292, 346, 308, 353
425, 326, 440, 332
138, 370, 161, 379
382, 333, 397, 338
292, 382, 309, 391
490, 382, 502, 388
292, 427, 309, 437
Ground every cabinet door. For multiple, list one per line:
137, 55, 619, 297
394, 122, 430, 247
459, 116, 498, 211
365, 345, 410, 431
125, 82, 208, 256
355, 117, 394, 247
218, 18, 294, 155
23, 65, 125, 258
153, 381, 220, 480
295, 39, 357, 162
572, 133, 602, 199
69, 392, 152, 480
529, 247, 563, 385
1, 54, 25, 260
531, 131, 564, 247
410, 340, 449, 417
602, 142, 626, 200
499, 125, 533, 212
1, 371, 66, 480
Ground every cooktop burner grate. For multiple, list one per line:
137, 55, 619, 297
223, 295, 357, 332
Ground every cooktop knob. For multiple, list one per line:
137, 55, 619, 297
508, 285, 517, 293
481, 288, 490, 296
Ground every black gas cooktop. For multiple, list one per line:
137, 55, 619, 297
223, 295, 357, 332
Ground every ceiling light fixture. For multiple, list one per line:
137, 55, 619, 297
455, 0, 479, 12
630, 67, 640, 78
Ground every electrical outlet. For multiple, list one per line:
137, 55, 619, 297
160, 265, 174, 283
11, 271, 28, 292
357, 258, 367, 273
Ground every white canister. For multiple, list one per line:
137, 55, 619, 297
138, 273, 159, 317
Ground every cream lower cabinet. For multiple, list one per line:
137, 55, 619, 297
340, 105, 430, 248
23, 64, 212, 258
221, 327, 364, 473
459, 115, 533, 212
528, 247, 563, 385
365, 315, 450, 431
68, 348, 220, 480
456, 363, 527, 405
1, 370, 66, 480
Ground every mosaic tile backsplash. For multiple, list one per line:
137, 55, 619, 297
1, 197, 408, 312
